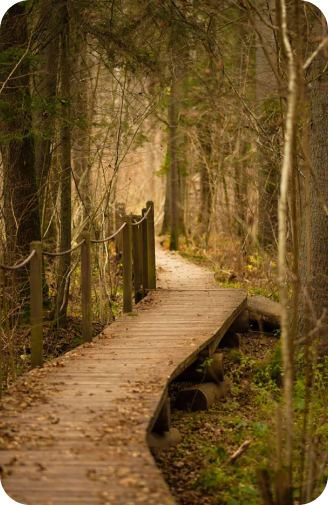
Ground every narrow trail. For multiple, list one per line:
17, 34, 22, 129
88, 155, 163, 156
0, 243, 246, 505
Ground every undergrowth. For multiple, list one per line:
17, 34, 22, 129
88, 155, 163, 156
162, 235, 279, 301
154, 333, 328, 505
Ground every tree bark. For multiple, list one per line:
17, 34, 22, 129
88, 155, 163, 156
255, 0, 279, 249
197, 121, 212, 245
160, 166, 171, 235
169, 78, 179, 250
56, 3, 72, 322
34, 2, 60, 220
299, 12, 328, 355
72, 33, 91, 228
0, 4, 41, 267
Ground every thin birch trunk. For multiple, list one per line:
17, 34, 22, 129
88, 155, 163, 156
278, 0, 299, 491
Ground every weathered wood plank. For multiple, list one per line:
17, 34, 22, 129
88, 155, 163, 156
0, 242, 246, 505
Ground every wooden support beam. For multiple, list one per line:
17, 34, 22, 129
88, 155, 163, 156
218, 333, 241, 349
176, 380, 230, 411
30, 241, 43, 368
199, 341, 216, 360
123, 215, 132, 313
148, 393, 181, 451
175, 353, 224, 383
152, 396, 171, 433
81, 232, 93, 343
147, 428, 182, 451
146, 201, 156, 290
226, 309, 249, 333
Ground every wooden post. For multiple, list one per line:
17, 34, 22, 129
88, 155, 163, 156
138, 220, 144, 299
30, 241, 43, 368
146, 201, 156, 290
123, 215, 132, 312
142, 208, 148, 293
81, 232, 93, 342
132, 216, 143, 303
152, 396, 171, 433
115, 202, 125, 256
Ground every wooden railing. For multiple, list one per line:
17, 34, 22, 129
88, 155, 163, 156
0, 201, 156, 370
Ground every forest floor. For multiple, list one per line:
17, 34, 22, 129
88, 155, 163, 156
154, 237, 327, 505
153, 332, 280, 505
164, 236, 280, 302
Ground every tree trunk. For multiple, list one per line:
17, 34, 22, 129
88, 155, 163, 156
34, 3, 60, 224
0, 4, 41, 268
56, 4, 72, 323
169, 78, 179, 250
299, 13, 328, 355
255, 0, 279, 249
197, 121, 212, 245
72, 33, 91, 228
160, 158, 171, 235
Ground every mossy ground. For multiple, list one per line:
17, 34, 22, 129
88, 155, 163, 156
153, 332, 328, 505
153, 333, 279, 505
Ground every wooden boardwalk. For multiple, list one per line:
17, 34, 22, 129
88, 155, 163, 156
0, 244, 246, 505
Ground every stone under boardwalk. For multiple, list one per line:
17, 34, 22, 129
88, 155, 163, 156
0, 244, 246, 505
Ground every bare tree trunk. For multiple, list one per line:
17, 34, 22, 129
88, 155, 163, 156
72, 33, 91, 228
197, 121, 212, 245
160, 152, 171, 235
0, 4, 41, 268
255, 0, 279, 249
56, 3, 72, 323
299, 11, 328, 355
278, 0, 299, 494
34, 2, 60, 216
169, 78, 179, 250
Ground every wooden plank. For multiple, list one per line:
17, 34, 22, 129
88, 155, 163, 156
0, 241, 246, 505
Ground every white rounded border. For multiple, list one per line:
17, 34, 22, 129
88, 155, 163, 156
0, 0, 327, 504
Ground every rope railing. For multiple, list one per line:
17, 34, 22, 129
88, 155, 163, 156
131, 204, 152, 226
0, 249, 36, 271
42, 240, 86, 257
90, 221, 127, 244
0, 200, 156, 374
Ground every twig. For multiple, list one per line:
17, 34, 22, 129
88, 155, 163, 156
303, 37, 328, 71
225, 439, 251, 465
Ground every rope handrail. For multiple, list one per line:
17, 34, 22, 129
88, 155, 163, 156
43, 240, 85, 257
131, 205, 152, 226
0, 204, 152, 267
0, 249, 36, 271
0, 200, 155, 372
90, 221, 127, 244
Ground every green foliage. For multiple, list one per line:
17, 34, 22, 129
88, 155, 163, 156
195, 467, 227, 490
196, 357, 213, 373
